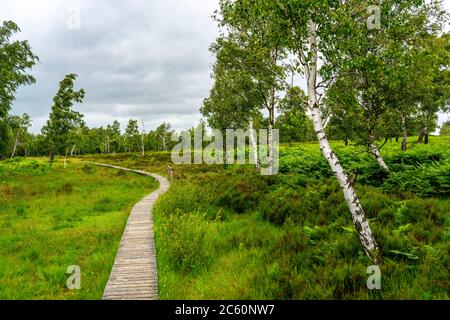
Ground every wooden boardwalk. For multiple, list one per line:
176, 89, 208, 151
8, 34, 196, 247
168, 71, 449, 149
89, 162, 169, 300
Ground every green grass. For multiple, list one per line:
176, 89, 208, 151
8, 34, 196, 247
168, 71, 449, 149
1, 136, 449, 299
150, 136, 448, 299
0, 158, 158, 299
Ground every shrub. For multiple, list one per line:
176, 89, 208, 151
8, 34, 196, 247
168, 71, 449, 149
157, 210, 213, 274
56, 182, 73, 195
81, 164, 96, 174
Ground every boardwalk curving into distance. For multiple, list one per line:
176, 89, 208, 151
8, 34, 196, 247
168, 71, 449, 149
88, 162, 169, 300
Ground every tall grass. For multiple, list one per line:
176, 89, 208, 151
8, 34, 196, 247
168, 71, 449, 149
0, 158, 158, 299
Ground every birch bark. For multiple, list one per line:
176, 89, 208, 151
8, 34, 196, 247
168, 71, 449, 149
305, 21, 381, 264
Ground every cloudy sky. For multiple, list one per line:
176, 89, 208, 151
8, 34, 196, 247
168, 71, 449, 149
0, 0, 220, 133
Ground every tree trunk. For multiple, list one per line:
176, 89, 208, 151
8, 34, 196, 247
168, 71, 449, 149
304, 20, 381, 265
424, 128, 429, 145
418, 127, 426, 144
268, 107, 274, 175
10, 132, 19, 160
70, 144, 76, 156
368, 135, 389, 171
402, 132, 408, 151
400, 115, 407, 151
248, 119, 260, 170
344, 136, 349, 146
141, 134, 145, 157
310, 106, 381, 264
49, 152, 55, 164
64, 150, 69, 169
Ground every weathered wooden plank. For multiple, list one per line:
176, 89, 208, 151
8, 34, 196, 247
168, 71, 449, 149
89, 162, 169, 300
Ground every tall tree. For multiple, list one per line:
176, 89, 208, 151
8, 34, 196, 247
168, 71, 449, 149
203, 31, 285, 172
0, 20, 38, 158
8, 113, 31, 159
215, 0, 446, 264
42, 73, 85, 164
124, 119, 140, 152
441, 120, 450, 136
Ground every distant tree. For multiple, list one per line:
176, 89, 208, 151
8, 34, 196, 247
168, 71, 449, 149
8, 113, 31, 159
124, 119, 140, 152
155, 123, 174, 151
415, 34, 450, 144
42, 73, 85, 164
276, 86, 313, 144
203, 28, 286, 174
441, 121, 450, 136
0, 21, 38, 158
109, 120, 122, 153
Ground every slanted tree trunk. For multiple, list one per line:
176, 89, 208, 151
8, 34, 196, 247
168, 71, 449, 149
248, 119, 260, 170
368, 135, 389, 171
70, 144, 76, 156
304, 21, 380, 265
10, 131, 20, 160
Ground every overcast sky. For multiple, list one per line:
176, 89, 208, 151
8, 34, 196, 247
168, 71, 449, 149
0, 0, 220, 133
1, 1, 449, 134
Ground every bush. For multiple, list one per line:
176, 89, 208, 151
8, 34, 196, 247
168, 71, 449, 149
0, 158, 51, 175
157, 210, 213, 274
56, 182, 73, 195
81, 164, 96, 174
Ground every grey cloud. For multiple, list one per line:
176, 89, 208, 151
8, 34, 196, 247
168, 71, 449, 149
1, 0, 218, 133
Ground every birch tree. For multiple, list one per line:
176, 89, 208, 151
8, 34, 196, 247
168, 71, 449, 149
216, 0, 446, 264
203, 29, 285, 173
8, 113, 31, 159
42, 73, 85, 164
201, 48, 264, 169
0, 21, 38, 158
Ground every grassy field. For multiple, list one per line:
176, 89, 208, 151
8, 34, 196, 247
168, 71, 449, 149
1, 136, 449, 299
83, 136, 449, 299
0, 158, 158, 299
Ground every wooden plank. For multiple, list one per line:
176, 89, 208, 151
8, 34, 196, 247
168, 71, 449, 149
89, 162, 169, 300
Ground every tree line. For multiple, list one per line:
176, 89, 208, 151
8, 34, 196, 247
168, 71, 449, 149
0, 21, 180, 161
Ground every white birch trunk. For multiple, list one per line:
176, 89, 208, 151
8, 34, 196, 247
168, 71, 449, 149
369, 143, 389, 171
10, 132, 19, 160
368, 135, 389, 171
141, 134, 145, 157
64, 150, 68, 169
268, 118, 274, 175
248, 119, 260, 170
305, 21, 380, 264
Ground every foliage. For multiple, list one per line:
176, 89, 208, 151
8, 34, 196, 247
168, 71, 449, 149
0, 21, 38, 158
41, 74, 85, 161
